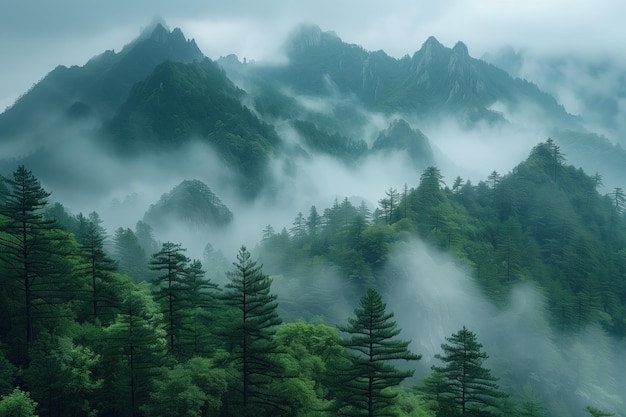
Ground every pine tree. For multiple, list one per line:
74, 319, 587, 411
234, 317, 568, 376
334, 288, 421, 417
113, 227, 147, 281
431, 326, 507, 416
76, 211, 118, 323
307, 205, 320, 238
0, 166, 76, 365
149, 242, 190, 355
219, 246, 283, 416
104, 286, 166, 417
179, 259, 220, 358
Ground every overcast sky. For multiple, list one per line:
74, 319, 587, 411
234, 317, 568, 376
1, 0, 624, 111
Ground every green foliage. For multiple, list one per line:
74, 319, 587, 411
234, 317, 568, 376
150, 242, 219, 358
584, 405, 615, 417
102, 284, 167, 416
140, 358, 228, 417
75, 211, 119, 324
150, 242, 191, 354
0, 166, 83, 365
24, 333, 101, 417
430, 326, 507, 416
3, 131, 626, 417
267, 323, 346, 417
333, 289, 421, 417
219, 246, 284, 415
275, 322, 344, 402
112, 227, 148, 281
0, 349, 16, 396
372, 119, 434, 167
107, 59, 281, 197
0, 388, 38, 417
291, 119, 368, 162
144, 179, 233, 230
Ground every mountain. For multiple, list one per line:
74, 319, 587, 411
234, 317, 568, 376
0, 22, 203, 151
232, 24, 577, 126
144, 179, 233, 231
372, 119, 433, 166
483, 47, 626, 138
1, 21, 624, 199
2, 22, 626, 417
219, 24, 626, 192
103, 58, 281, 196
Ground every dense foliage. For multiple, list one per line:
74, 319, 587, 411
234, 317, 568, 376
1, 135, 625, 417
144, 179, 233, 231
106, 58, 281, 197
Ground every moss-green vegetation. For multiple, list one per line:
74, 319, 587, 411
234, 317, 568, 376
1, 143, 625, 417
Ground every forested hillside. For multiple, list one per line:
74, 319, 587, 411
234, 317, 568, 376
1, 136, 624, 416
1, 19, 626, 417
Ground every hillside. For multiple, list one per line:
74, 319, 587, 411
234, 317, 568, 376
1, 138, 625, 416
0, 23, 203, 149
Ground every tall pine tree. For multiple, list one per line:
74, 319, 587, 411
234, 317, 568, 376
334, 288, 421, 417
0, 166, 76, 365
75, 211, 118, 323
431, 326, 507, 416
149, 242, 190, 355
219, 246, 283, 416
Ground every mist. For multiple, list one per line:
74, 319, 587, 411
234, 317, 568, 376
483, 47, 626, 146
421, 115, 549, 185
384, 239, 626, 417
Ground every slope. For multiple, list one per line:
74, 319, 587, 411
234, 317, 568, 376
236, 24, 576, 127
104, 58, 281, 197
0, 22, 204, 151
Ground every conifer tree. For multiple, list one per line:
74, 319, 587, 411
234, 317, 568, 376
334, 288, 421, 417
0, 166, 75, 364
150, 242, 190, 355
219, 246, 283, 416
104, 286, 166, 417
113, 227, 147, 281
179, 259, 220, 358
431, 326, 507, 416
307, 205, 320, 238
76, 211, 118, 322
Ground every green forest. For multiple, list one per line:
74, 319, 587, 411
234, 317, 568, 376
1, 137, 625, 417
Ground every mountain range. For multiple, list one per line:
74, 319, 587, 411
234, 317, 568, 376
0, 21, 624, 200
2, 21, 626, 417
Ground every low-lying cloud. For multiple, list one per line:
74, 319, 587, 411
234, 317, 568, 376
385, 239, 625, 416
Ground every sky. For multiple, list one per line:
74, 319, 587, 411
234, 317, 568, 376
1, 0, 625, 112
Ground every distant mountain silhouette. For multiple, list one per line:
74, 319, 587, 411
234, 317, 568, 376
239, 24, 577, 126
2, 20, 624, 200
0, 23, 203, 148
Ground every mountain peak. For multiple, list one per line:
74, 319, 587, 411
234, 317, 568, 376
418, 36, 446, 62
286, 24, 341, 55
138, 16, 171, 40
121, 20, 203, 61
452, 41, 469, 56
150, 22, 169, 43
423, 36, 443, 50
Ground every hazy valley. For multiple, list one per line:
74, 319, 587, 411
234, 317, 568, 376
1, 19, 625, 417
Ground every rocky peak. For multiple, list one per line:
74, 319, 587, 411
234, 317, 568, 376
285, 24, 341, 55
452, 41, 469, 57
138, 16, 171, 40
170, 27, 187, 44
422, 36, 444, 56
150, 23, 169, 43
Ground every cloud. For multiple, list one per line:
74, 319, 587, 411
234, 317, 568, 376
385, 239, 626, 414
